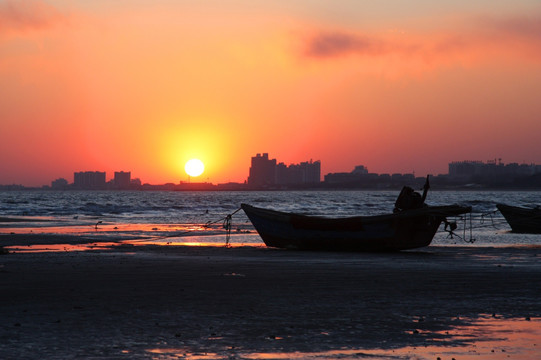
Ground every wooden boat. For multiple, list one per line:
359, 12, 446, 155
496, 203, 541, 234
241, 203, 471, 251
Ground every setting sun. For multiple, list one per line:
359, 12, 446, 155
185, 159, 205, 177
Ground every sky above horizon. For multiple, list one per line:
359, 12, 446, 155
2, 0, 541, 186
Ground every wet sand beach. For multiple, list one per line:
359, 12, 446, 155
0, 236, 540, 359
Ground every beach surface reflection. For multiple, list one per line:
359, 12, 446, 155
144, 316, 540, 359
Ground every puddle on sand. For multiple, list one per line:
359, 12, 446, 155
4, 242, 119, 253
146, 349, 223, 359
146, 316, 540, 359
4, 239, 263, 253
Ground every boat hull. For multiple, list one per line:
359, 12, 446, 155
241, 203, 471, 251
496, 203, 541, 234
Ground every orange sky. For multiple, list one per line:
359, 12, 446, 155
1, 0, 541, 186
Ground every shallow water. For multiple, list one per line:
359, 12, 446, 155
1, 190, 541, 248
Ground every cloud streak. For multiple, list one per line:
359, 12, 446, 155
0, 0, 66, 34
302, 15, 541, 64
305, 32, 384, 57
486, 15, 541, 40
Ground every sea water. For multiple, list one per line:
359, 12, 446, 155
1, 190, 541, 247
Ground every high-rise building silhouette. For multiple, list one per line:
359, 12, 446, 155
248, 153, 321, 186
248, 153, 277, 186
51, 178, 68, 190
73, 171, 106, 189
114, 171, 131, 189
276, 160, 321, 185
301, 160, 321, 183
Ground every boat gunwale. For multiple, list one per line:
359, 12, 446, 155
240, 203, 471, 225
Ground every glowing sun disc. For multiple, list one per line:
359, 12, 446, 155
185, 159, 205, 177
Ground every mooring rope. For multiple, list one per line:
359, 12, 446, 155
128, 207, 243, 245
437, 208, 536, 244
221, 208, 242, 247
441, 214, 476, 243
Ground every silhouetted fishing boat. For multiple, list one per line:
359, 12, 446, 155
496, 203, 541, 234
241, 203, 471, 251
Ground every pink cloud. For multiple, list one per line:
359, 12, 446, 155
0, 0, 66, 34
485, 15, 541, 40
305, 32, 384, 57
302, 15, 541, 64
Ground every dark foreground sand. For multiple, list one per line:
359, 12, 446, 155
0, 238, 540, 359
